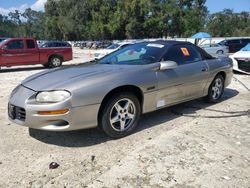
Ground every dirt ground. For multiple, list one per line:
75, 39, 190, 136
0, 48, 249, 188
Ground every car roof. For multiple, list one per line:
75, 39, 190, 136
45, 41, 68, 43
136, 40, 193, 48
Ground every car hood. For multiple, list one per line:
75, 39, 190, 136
22, 63, 127, 91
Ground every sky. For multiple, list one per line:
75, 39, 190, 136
0, 0, 250, 15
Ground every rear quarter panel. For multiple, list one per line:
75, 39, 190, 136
39, 47, 73, 64
205, 57, 233, 93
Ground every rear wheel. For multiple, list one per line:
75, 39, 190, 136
99, 92, 141, 138
206, 74, 225, 103
48, 56, 62, 68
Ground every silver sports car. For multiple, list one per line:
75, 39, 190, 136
8, 41, 233, 138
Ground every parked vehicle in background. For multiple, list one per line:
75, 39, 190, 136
0, 38, 73, 69
8, 41, 233, 138
218, 38, 250, 53
94, 42, 134, 59
73, 42, 82, 47
87, 41, 94, 49
79, 42, 87, 49
230, 43, 250, 74
0, 38, 7, 43
200, 43, 229, 57
39, 41, 71, 48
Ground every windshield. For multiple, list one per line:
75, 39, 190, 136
107, 43, 119, 49
99, 42, 166, 65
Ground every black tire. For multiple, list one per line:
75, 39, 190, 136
99, 92, 141, 138
206, 74, 225, 103
48, 56, 62, 68
43, 63, 50, 68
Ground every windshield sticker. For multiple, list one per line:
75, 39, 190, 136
181, 48, 190, 56
147, 43, 164, 48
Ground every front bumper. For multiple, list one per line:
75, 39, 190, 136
8, 85, 100, 131
231, 57, 250, 75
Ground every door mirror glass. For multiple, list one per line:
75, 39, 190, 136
2, 45, 7, 50
160, 61, 178, 70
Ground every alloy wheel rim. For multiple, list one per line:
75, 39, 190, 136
52, 58, 61, 66
109, 98, 136, 132
211, 78, 223, 100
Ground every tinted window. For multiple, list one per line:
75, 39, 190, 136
165, 45, 202, 65
40, 42, 70, 48
48, 42, 55, 47
228, 40, 240, 44
241, 39, 250, 44
7, 40, 24, 49
26, 40, 35, 49
164, 46, 184, 65
55, 42, 61, 47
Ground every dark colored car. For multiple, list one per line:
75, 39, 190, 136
40, 41, 71, 48
79, 42, 87, 49
218, 38, 250, 53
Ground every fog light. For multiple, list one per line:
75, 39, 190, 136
38, 108, 69, 115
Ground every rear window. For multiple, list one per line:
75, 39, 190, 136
26, 40, 35, 49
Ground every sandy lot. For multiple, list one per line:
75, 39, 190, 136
0, 48, 249, 188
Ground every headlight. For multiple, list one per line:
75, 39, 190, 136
36, 90, 71, 103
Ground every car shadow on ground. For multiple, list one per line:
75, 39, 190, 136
29, 88, 239, 147
0, 66, 45, 73
0, 64, 73, 73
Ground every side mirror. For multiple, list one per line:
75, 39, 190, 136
160, 61, 178, 70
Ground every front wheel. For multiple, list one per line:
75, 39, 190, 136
99, 93, 141, 138
206, 74, 225, 103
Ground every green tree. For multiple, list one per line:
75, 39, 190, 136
206, 9, 250, 37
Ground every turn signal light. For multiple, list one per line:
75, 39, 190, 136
38, 108, 69, 115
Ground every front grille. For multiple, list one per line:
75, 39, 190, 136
8, 104, 26, 121
236, 59, 250, 73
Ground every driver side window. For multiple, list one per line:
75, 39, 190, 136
163, 45, 202, 65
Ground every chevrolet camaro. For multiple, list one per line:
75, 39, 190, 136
8, 41, 233, 138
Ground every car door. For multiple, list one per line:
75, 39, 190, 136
2, 39, 26, 65
156, 44, 210, 107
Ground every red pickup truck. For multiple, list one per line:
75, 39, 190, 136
0, 38, 73, 68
